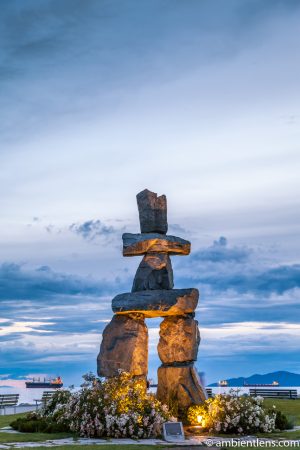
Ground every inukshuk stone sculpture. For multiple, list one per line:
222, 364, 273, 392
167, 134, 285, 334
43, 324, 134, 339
97, 189, 207, 411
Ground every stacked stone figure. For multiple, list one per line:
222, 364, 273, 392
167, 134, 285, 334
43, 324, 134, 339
97, 189, 207, 410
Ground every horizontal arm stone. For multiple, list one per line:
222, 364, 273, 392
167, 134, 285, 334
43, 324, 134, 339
122, 233, 191, 256
112, 288, 199, 318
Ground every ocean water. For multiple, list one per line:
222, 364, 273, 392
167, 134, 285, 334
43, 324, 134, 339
1, 384, 299, 406
209, 386, 300, 396
0, 385, 59, 405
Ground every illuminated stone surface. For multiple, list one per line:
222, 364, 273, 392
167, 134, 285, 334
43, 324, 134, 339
137, 189, 168, 234
112, 288, 199, 318
132, 253, 173, 291
158, 316, 200, 364
97, 315, 148, 377
122, 232, 190, 256
97, 189, 206, 407
157, 365, 207, 410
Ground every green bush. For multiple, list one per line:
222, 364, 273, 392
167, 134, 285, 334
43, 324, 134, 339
10, 412, 68, 433
274, 410, 294, 430
11, 417, 39, 433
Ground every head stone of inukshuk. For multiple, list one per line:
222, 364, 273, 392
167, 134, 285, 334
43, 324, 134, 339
97, 189, 207, 411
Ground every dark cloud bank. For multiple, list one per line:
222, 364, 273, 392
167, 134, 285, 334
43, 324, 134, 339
69, 220, 117, 241
1, 237, 299, 304
1, 0, 300, 144
1, 237, 299, 382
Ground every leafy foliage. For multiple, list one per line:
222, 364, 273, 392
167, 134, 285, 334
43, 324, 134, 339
10, 412, 67, 433
187, 390, 276, 434
11, 372, 173, 439
273, 409, 294, 431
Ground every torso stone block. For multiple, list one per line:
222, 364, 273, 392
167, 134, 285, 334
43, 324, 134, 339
132, 253, 174, 291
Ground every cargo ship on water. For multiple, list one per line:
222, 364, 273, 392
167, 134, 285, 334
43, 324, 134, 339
25, 376, 63, 389
216, 380, 280, 388
243, 380, 279, 387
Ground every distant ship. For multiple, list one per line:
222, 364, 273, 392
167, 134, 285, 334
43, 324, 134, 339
25, 376, 63, 389
244, 381, 279, 387
218, 380, 228, 386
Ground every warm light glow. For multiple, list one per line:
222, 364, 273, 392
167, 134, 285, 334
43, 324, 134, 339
188, 405, 208, 427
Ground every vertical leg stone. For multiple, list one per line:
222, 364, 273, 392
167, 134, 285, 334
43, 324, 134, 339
158, 315, 200, 364
97, 314, 148, 377
157, 365, 207, 411
157, 315, 206, 410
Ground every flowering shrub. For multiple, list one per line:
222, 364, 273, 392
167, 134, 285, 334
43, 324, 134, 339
13, 372, 173, 439
187, 391, 276, 434
40, 388, 72, 426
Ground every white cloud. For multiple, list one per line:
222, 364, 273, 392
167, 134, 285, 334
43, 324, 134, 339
0, 320, 54, 336
200, 321, 300, 357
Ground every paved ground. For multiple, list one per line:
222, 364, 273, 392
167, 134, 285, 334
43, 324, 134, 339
1, 427, 300, 448
0, 435, 299, 448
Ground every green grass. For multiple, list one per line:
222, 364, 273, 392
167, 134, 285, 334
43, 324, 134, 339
0, 413, 72, 444
0, 431, 72, 444
263, 399, 300, 425
0, 412, 26, 428
259, 398, 300, 439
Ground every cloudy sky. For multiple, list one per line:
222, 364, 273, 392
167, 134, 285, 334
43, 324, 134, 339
1, 0, 300, 386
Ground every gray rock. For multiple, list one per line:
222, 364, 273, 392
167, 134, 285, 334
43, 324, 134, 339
137, 189, 167, 234
158, 316, 200, 364
157, 365, 207, 411
97, 315, 148, 377
112, 288, 199, 318
132, 253, 174, 291
122, 233, 190, 256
